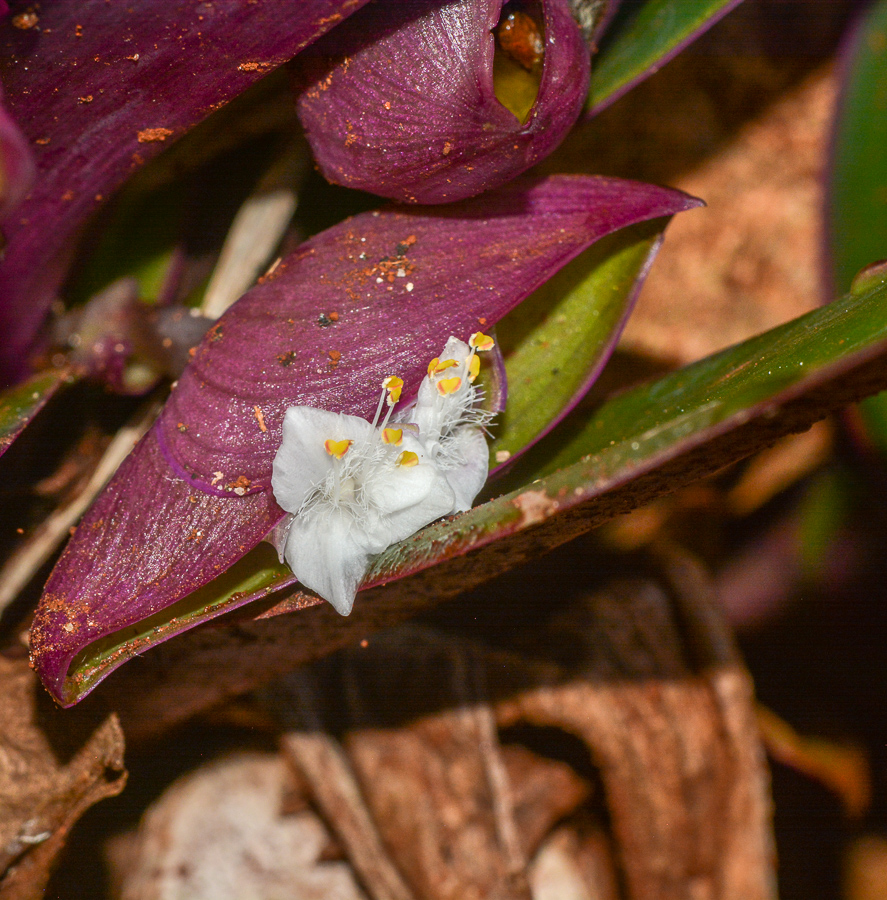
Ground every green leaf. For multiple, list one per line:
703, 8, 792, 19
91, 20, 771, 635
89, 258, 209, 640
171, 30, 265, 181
365, 273, 887, 578
588, 0, 744, 113
0, 368, 72, 458
490, 217, 664, 466
496, 276, 887, 490
798, 468, 851, 580
66, 180, 186, 306
826, 0, 887, 456
827, 0, 887, 295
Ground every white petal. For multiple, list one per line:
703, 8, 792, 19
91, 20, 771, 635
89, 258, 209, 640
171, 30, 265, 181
271, 406, 375, 513
282, 507, 372, 615
440, 426, 489, 513
383, 467, 456, 543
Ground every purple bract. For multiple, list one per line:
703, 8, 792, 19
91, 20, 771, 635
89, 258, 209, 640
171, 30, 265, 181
295, 0, 590, 203
30, 174, 700, 704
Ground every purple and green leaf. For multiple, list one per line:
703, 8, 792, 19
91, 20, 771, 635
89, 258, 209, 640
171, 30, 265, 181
48, 206, 680, 702
295, 0, 590, 203
31, 174, 696, 705
586, 0, 746, 114
0, 0, 370, 386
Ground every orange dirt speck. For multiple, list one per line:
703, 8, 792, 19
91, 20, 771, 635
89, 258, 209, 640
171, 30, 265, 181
12, 11, 39, 29
137, 127, 173, 143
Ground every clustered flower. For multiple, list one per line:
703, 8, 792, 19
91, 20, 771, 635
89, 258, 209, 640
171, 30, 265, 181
271, 333, 496, 614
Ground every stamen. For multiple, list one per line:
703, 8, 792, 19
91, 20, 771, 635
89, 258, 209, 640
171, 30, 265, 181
469, 332, 495, 352
427, 357, 440, 377
467, 354, 481, 383
437, 376, 462, 396
372, 375, 403, 430
382, 427, 403, 446
383, 376, 404, 406
396, 450, 419, 467
432, 358, 459, 375
324, 438, 352, 459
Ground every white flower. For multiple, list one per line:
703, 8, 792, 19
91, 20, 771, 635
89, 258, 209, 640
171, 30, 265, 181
271, 334, 496, 615
402, 334, 494, 511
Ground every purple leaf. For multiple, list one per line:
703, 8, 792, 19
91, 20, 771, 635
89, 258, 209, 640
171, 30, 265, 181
0, 81, 34, 221
30, 175, 699, 705
295, 0, 590, 204
0, 0, 371, 387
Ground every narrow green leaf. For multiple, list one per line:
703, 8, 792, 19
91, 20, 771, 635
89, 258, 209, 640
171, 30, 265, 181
497, 278, 887, 489
826, 0, 887, 455
0, 368, 71, 458
828, 0, 887, 295
66, 180, 185, 307
369, 275, 887, 579
588, 0, 745, 113
490, 218, 663, 465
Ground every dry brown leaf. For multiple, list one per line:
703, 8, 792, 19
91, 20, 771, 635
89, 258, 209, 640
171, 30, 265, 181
0, 652, 126, 899
271, 637, 538, 900
499, 744, 592, 860
107, 752, 366, 900
493, 544, 777, 900
844, 835, 887, 900
756, 704, 870, 820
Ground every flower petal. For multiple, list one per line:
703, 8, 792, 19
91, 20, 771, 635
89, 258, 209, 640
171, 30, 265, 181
295, 0, 589, 203
0, 0, 370, 386
282, 508, 372, 616
271, 407, 375, 513
440, 427, 490, 512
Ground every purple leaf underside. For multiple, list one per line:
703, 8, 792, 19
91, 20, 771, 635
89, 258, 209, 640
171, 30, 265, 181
30, 175, 699, 705
0, 0, 371, 386
295, 0, 590, 203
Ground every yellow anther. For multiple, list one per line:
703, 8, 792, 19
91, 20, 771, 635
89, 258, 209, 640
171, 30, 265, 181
396, 450, 419, 468
432, 358, 459, 375
324, 438, 352, 459
382, 427, 403, 446
427, 357, 439, 377
437, 376, 462, 396
467, 354, 481, 383
383, 375, 403, 405
469, 331, 495, 351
